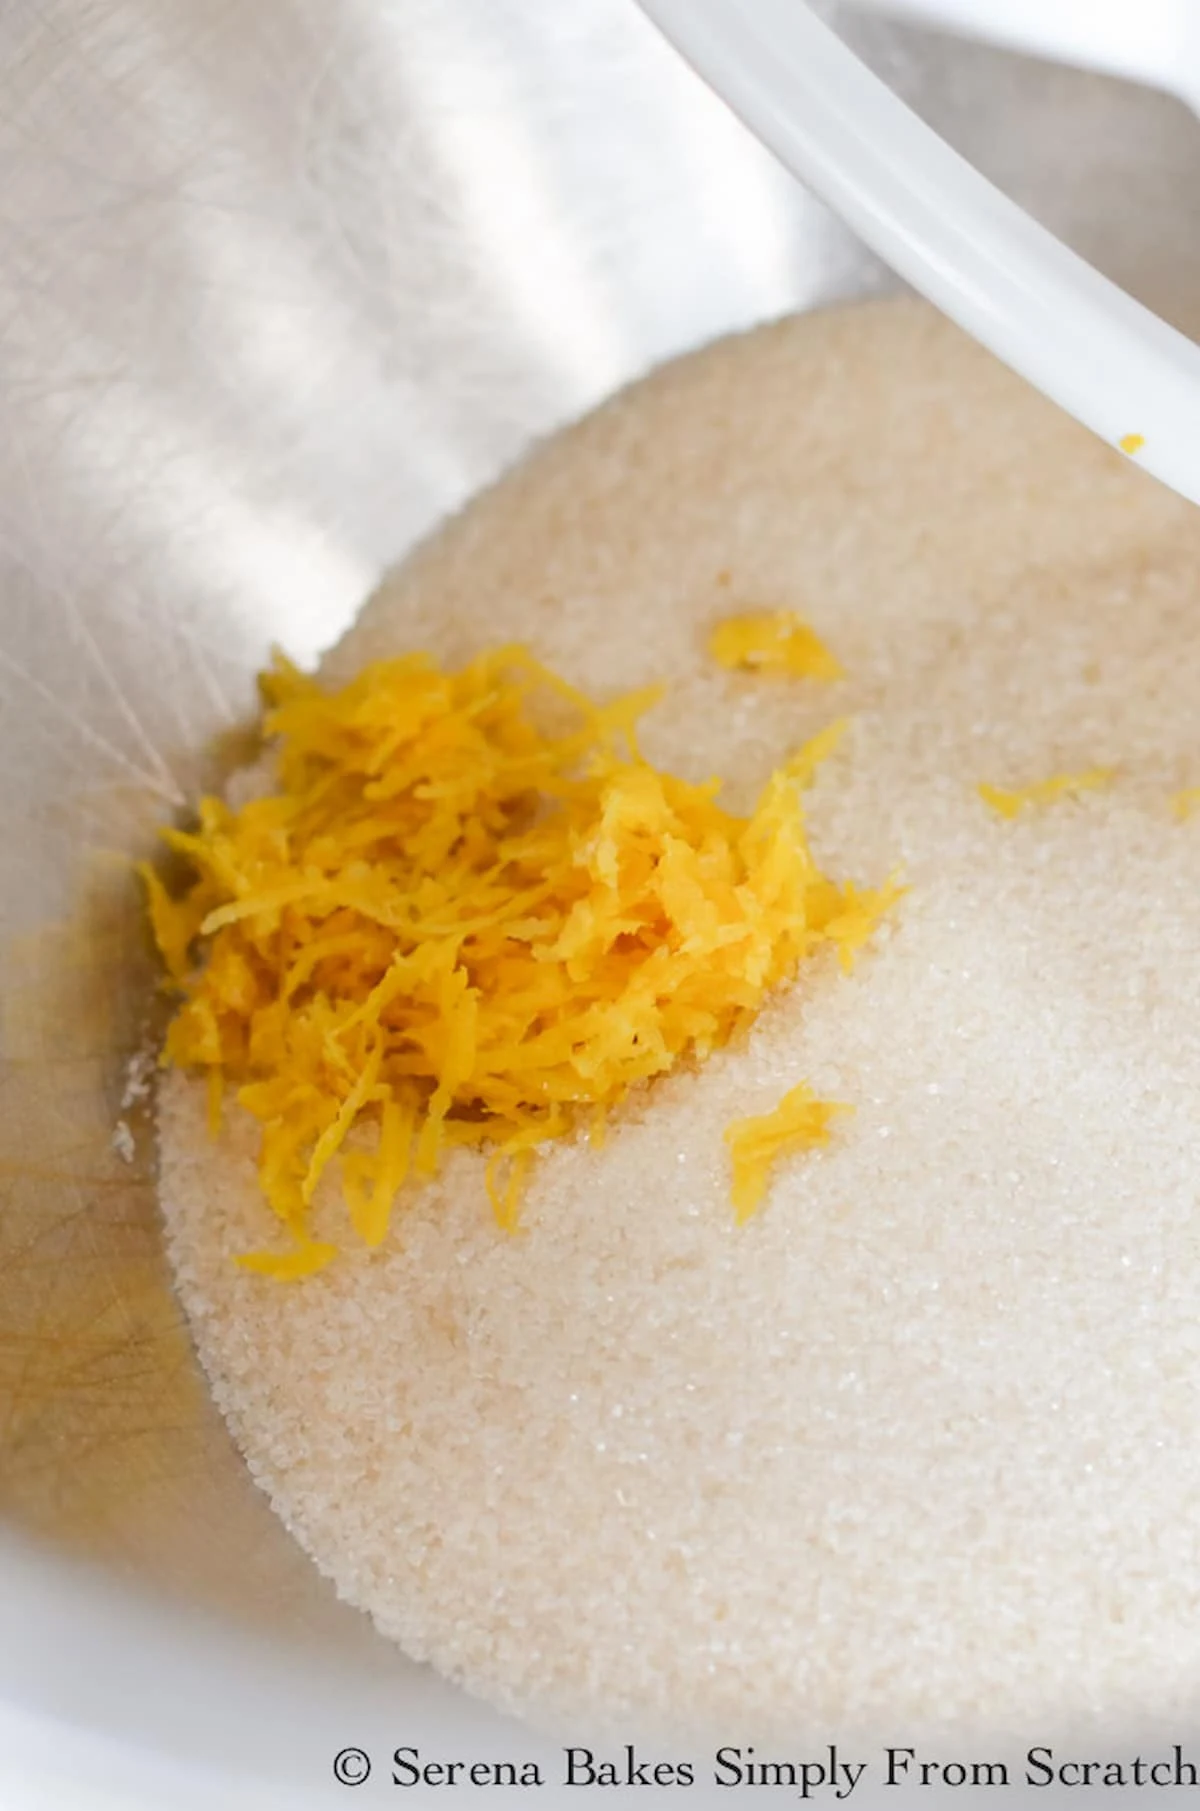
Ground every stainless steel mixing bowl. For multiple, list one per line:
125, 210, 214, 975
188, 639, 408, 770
2, 2, 1197, 1802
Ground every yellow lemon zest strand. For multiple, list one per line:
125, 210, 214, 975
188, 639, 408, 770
724, 1084, 854, 1224
1172, 788, 1200, 822
784, 719, 849, 790
143, 646, 894, 1273
236, 1239, 339, 1283
977, 768, 1113, 820
709, 611, 843, 681
205, 1065, 224, 1138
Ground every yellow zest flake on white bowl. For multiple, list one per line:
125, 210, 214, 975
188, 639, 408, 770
724, 1083, 853, 1223
977, 768, 1113, 820
1171, 788, 1200, 822
709, 610, 843, 681
141, 646, 895, 1275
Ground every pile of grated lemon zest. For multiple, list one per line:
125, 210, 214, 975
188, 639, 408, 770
143, 645, 894, 1274
724, 1084, 854, 1224
709, 611, 843, 681
977, 768, 1114, 820
1172, 788, 1200, 822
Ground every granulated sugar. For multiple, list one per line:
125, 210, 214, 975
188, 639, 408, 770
158, 297, 1200, 1737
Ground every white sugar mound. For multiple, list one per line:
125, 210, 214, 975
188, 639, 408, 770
158, 298, 1200, 1738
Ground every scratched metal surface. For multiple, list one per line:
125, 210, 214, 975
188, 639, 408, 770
0, 0, 1198, 1784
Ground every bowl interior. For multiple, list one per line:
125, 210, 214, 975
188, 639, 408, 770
1, 0, 1197, 1791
